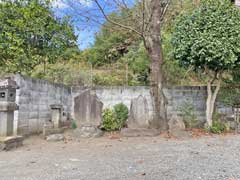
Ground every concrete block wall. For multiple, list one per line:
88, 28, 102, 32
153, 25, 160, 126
71, 86, 153, 121
165, 86, 208, 122
12, 74, 71, 135
9, 74, 232, 135
72, 86, 210, 123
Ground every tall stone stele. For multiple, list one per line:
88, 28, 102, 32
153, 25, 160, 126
73, 90, 104, 138
0, 77, 18, 137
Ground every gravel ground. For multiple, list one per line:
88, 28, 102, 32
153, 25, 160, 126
0, 133, 240, 180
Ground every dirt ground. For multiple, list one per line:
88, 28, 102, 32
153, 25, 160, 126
0, 132, 240, 180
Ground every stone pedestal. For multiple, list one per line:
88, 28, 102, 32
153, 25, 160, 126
73, 125, 103, 138
0, 136, 24, 151
120, 128, 160, 137
50, 104, 63, 128
43, 122, 64, 137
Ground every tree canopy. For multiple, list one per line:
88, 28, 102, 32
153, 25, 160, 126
172, 0, 240, 73
172, 0, 240, 127
0, 0, 77, 74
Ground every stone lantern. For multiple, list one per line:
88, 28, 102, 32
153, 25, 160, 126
0, 77, 18, 137
0, 77, 23, 151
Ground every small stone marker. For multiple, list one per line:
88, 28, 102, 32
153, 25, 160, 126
46, 134, 64, 142
168, 115, 190, 138
50, 104, 63, 128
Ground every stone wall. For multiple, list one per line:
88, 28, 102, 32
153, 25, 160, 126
12, 74, 71, 135
9, 74, 232, 135
71, 86, 213, 124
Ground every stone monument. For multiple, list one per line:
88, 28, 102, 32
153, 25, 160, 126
121, 95, 160, 137
73, 90, 103, 138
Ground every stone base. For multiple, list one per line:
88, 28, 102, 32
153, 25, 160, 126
169, 130, 191, 138
120, 128, 160, 137
46, 134, 64, 142
0, 136, 24, 151
73, 125, 103, 138
43, 127, 64, 137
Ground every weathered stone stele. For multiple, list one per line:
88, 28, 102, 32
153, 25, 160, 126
168, 115, 185, 132
168, 115, 190, 138
128, 95, 150, 128
74, 90, 103, 127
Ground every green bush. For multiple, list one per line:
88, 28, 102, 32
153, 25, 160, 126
102, 108, 118, 131
102, 104, 129, 131
71, 120, 77, 129
113, 103, 129, 128
209, 121, 226, 134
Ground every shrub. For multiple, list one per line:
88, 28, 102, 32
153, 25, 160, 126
102, 108, 118, 131
113, 103, 129, 128
102, 104, 129, 131
71, 120, 77, 129
209, 121, 226, 134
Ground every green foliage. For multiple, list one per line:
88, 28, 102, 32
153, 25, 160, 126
92, 70, 126, 86
178, 102, 198, 128
218, 86, 240, 107
102, 104, 128, 131
71, 120, 77, 129
209, 121, 227, 134
113, 103, 129, 128
102, 108, 118, 131
0, 0, 77, 74
32, 62, 91, 85
86, 18, 137, 66
172, 0, 240, 73
121, 43, 150, 85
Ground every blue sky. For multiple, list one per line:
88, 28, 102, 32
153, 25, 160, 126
52, 0, 119, 49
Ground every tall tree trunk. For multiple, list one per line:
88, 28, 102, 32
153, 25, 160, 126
144, 0, 168, 131
205, 77, 221, 127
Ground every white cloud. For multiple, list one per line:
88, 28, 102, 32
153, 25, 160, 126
52, 0, 93, 9
79, 0, 92, 7
52, 0, 69, 8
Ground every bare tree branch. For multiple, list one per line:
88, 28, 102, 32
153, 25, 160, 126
93, 0, 143, 37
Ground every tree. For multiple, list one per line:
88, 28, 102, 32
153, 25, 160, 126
64, 0, 171, 130
87, 16, 138, 66
172, 0, 240, 127
0, 0, 77, 74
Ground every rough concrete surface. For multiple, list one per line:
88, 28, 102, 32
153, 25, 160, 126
0, 134, 240, 180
